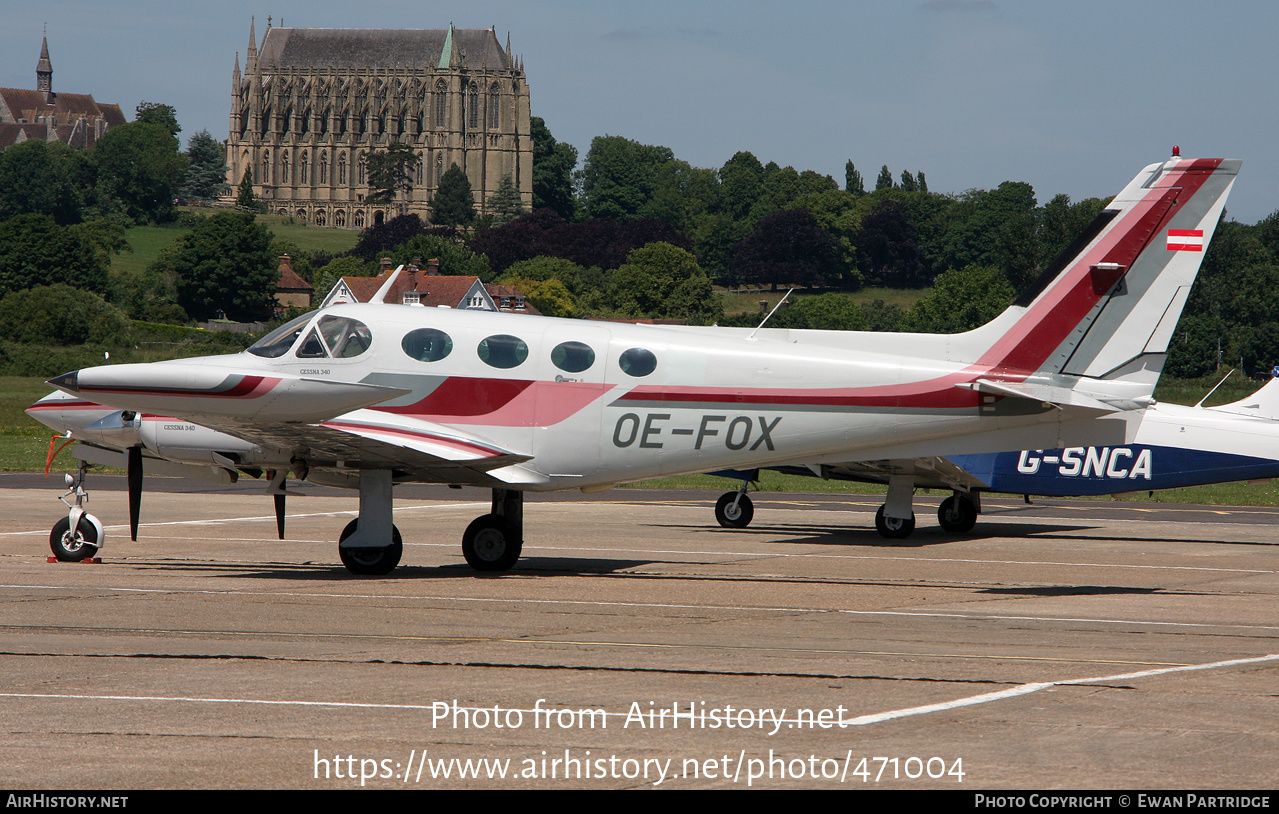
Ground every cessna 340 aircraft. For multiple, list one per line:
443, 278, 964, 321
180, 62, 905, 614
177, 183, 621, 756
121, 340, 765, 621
30, 153, 1238, 575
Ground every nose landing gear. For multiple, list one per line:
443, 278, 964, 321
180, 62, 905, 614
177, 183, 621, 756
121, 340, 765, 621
50, 461, 104, 562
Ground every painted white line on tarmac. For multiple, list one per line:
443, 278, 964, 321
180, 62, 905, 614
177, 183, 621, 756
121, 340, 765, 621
3, 653, 1275, 727
838, 653, 1279, 726
5, 583, 1279, 635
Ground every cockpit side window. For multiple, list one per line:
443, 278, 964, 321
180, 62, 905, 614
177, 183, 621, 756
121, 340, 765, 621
295, 329, 328, 358
317, 315, 372, 359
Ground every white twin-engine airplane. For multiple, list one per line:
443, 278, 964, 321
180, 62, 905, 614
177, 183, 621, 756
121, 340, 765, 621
31, 154, 1238, 575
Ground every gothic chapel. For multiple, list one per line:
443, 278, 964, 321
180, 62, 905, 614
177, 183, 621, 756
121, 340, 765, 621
227, 18, 532, 228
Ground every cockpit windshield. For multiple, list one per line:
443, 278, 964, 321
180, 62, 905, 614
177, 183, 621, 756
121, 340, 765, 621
246, 313, 373, 360
247, 312, 315, 358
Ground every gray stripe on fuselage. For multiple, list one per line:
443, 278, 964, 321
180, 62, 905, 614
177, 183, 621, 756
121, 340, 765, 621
358, 372, 447, 406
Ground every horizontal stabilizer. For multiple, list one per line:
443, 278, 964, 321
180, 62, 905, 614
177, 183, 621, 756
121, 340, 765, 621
1210, 378, 1279, 419
963, 379, 1141, 412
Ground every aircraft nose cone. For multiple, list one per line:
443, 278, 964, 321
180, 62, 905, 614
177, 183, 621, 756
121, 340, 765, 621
48, 371, 80, 393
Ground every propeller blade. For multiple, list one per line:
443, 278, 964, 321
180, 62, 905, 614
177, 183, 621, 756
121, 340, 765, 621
127, 446, 142, 541
274, 493, 286, 540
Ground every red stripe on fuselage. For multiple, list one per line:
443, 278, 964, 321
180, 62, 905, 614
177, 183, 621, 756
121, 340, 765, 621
374, 378, 613, 427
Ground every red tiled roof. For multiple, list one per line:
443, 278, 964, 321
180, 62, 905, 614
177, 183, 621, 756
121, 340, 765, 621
276, 265, 312, 292
338, 276, 386, 303
392, 272, 481, 308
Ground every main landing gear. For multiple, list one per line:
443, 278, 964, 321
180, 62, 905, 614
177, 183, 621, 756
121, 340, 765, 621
336, 472, 525, 575
708, 472, 982, 541
49, 461, 104, 562
461, 488, 524, 572
874, 483, 980, 540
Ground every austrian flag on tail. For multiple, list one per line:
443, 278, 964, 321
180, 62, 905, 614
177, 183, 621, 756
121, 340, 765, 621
1167, 229, 1204, 251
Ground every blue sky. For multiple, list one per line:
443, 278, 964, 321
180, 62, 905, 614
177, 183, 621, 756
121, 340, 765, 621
3, 1, 1275, 222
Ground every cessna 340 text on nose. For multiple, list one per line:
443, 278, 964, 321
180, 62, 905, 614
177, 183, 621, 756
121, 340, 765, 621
32, 153, 1239, 575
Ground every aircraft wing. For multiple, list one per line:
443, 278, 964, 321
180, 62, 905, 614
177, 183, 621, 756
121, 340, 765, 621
196, 409, 547, 487
726, 456, 989, 492
813, 457, 990, 492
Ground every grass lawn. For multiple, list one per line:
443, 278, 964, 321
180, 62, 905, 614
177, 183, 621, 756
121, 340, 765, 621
109, 210, 360, 277
111, 224, 189, 276
255, 212, 360, 255
0, 377, 63, 471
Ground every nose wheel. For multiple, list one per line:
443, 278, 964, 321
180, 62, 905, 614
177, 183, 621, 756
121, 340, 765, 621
49, 462, 104, 561
50, 514, 101, 561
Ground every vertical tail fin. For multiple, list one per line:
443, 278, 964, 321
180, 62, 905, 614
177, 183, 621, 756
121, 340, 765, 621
974, 155, 1239, 386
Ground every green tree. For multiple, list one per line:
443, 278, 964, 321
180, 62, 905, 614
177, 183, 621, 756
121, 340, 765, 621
502, 274, 576, 317
0, 214, 109, 296
719, 151, 765, 220
366, 142, 420, 210
164, 211, 276, 321
0, 284, 130, 346
181, 129, 229, 201
901, 264, 1014, 333
938, 181, 1038, 283
500, 255, 587, 291
530, 116, 578, 220
772, 293, 867, 331
875, 165, 894, 191
235, 166, 261, 211
609, 241, 721, 323
430, 164, 475, 229
0, 139, 88, 224
844, 161, 865, 196
93, 121, 187, 223
387, 234, 491, 280
486, 175, 526, 225
134, 101, 180, 137
310, 256, 372, 303
578, 135, 674, 220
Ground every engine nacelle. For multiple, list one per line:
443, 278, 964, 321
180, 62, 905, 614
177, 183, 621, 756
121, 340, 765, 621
138, 416, 261, 465
81, 410, 143, 449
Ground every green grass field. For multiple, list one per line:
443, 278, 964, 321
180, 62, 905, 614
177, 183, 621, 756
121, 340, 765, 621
109, 211, 360, 277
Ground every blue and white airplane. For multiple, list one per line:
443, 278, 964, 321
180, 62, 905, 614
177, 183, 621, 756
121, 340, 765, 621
712, 376, 1279, 536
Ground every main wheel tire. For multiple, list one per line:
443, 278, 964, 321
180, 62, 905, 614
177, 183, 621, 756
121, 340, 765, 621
714, 492, 754, 528
462, 514, 522, 572
874, 505, 915, 540
338, 519, 403, 576
938, 495, 978, 534
50, 516, 99, 562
